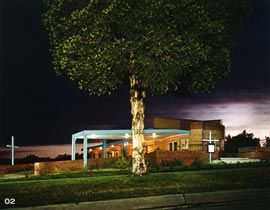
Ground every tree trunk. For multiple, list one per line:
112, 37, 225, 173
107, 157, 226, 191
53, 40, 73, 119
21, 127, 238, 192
130, 75, 147, 175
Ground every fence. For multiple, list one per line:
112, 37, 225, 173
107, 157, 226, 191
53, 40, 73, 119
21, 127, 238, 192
238, 147, 270, 160
239, 147, 270, 153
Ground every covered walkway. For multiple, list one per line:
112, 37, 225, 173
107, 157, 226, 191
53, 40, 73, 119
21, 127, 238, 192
71, 129, 190, 168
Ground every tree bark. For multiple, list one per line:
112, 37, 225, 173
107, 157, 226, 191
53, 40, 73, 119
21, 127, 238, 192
130, 75, 147, 175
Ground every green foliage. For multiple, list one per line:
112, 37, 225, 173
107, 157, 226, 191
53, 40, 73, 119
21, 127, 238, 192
0, 168, 269, 208
122, 147, 128, 157
98, 158, 117, 168
114, 157, 132, 169
1, 161, 268, 183
43, 0, 251, 95
145, 158, 159, 168
225, 130, 261, 153
192, 158, 206, 168
161, 158, 183, 167
90, 157, 131, 169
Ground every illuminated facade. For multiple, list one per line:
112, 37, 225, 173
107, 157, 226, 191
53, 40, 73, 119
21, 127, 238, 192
152, 117, 225, 152
73, 117, 224, 163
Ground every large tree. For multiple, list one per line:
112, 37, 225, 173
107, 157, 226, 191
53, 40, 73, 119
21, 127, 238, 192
43, 0, 251, 175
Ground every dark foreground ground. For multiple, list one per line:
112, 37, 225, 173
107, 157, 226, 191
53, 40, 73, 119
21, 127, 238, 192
0, 167, 269, 208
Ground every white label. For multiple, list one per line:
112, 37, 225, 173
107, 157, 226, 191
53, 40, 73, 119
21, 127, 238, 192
208, 144, 215, 153
4, 198, 15, 205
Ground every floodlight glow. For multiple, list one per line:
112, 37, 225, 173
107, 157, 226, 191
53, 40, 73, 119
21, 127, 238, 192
152, 133, 157, 138
111, 145, 114, 148
99, 146, 102, 150
89, 148, 92, 152
90, 134, 97, 138
124, 133, 130, 138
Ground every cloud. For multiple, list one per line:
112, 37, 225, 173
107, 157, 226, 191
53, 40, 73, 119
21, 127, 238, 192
148, 90, 270, 138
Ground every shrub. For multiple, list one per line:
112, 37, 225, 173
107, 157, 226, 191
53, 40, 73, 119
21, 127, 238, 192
114, 157, 131, 170
145, 158, 156, 167
170, 158, 183, 166
160, 158, 183, 167
101, 158, 118, 168
192, 158, 206, 168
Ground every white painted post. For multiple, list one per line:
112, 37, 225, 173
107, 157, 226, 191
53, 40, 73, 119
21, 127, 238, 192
209, 132, 212, 163
71, 136, 76, 160
83, 134, 88, 168
102, 140, 107, 159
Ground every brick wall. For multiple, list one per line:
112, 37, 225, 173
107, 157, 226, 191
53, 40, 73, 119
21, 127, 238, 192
153, 117, 181, 129
0, 163, 34, 175
33, 157, 126, 175
145, 150, 219, 165
34, 159, 83, 175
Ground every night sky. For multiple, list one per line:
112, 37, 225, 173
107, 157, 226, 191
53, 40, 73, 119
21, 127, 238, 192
0, 0, 269, 147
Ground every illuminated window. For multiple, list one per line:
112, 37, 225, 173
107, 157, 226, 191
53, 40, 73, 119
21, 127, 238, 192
169, 142, 177, 151
181, 139, 189, 150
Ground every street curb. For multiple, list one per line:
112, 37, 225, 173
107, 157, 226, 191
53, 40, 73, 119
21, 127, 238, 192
9, 188, 270, 210
9, 194, 186, 210
184, 188, 270, 205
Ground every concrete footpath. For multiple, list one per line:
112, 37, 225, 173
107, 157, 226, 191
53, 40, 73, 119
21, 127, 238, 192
9, 188, 270, 210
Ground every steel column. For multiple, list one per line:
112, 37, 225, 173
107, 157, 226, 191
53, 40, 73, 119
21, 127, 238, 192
83, 134, 88, 168
102, 139, 107, 159
71, 137, 76, 160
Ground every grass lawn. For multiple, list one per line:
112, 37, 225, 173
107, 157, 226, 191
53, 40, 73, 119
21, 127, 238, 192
0, 167, 269, 208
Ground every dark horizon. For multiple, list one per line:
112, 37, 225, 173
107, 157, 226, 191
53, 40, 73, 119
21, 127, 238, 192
0, 0, 269, 147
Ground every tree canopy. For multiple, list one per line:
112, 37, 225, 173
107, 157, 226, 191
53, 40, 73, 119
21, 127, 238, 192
225, 130, 260, 153
263, 136, 270, 147
43, 0, 251, 96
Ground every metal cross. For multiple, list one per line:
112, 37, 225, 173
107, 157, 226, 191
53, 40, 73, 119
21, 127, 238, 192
202, 131, 219, 163
6, 136, 19, 166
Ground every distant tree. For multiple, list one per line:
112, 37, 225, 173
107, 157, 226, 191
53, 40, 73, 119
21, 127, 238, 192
263, 136, 270, 147
43, 0, 251, 175
225, 130, 260, 153
75, 153, 83, 160
21, 154, 52, 163
23, 154, 40, 162
55, 153, 71, 160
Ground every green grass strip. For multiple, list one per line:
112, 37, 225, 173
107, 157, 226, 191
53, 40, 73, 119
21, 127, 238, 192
0, 168, 269, 208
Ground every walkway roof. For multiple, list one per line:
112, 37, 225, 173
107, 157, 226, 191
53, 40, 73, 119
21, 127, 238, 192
72, 129, 190, 141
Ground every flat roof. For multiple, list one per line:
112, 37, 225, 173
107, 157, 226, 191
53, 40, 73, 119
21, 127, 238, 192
72, 129, 190, 141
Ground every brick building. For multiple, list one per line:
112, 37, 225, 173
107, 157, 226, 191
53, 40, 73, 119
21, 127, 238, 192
152, 117, 225, 152
87, 117, 225, 159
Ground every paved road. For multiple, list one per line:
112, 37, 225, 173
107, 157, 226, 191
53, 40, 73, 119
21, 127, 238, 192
170, 199, 269, 210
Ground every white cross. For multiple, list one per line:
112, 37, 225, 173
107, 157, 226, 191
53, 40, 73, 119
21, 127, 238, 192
202, 131, 219, 163
6, 136, 19, 166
